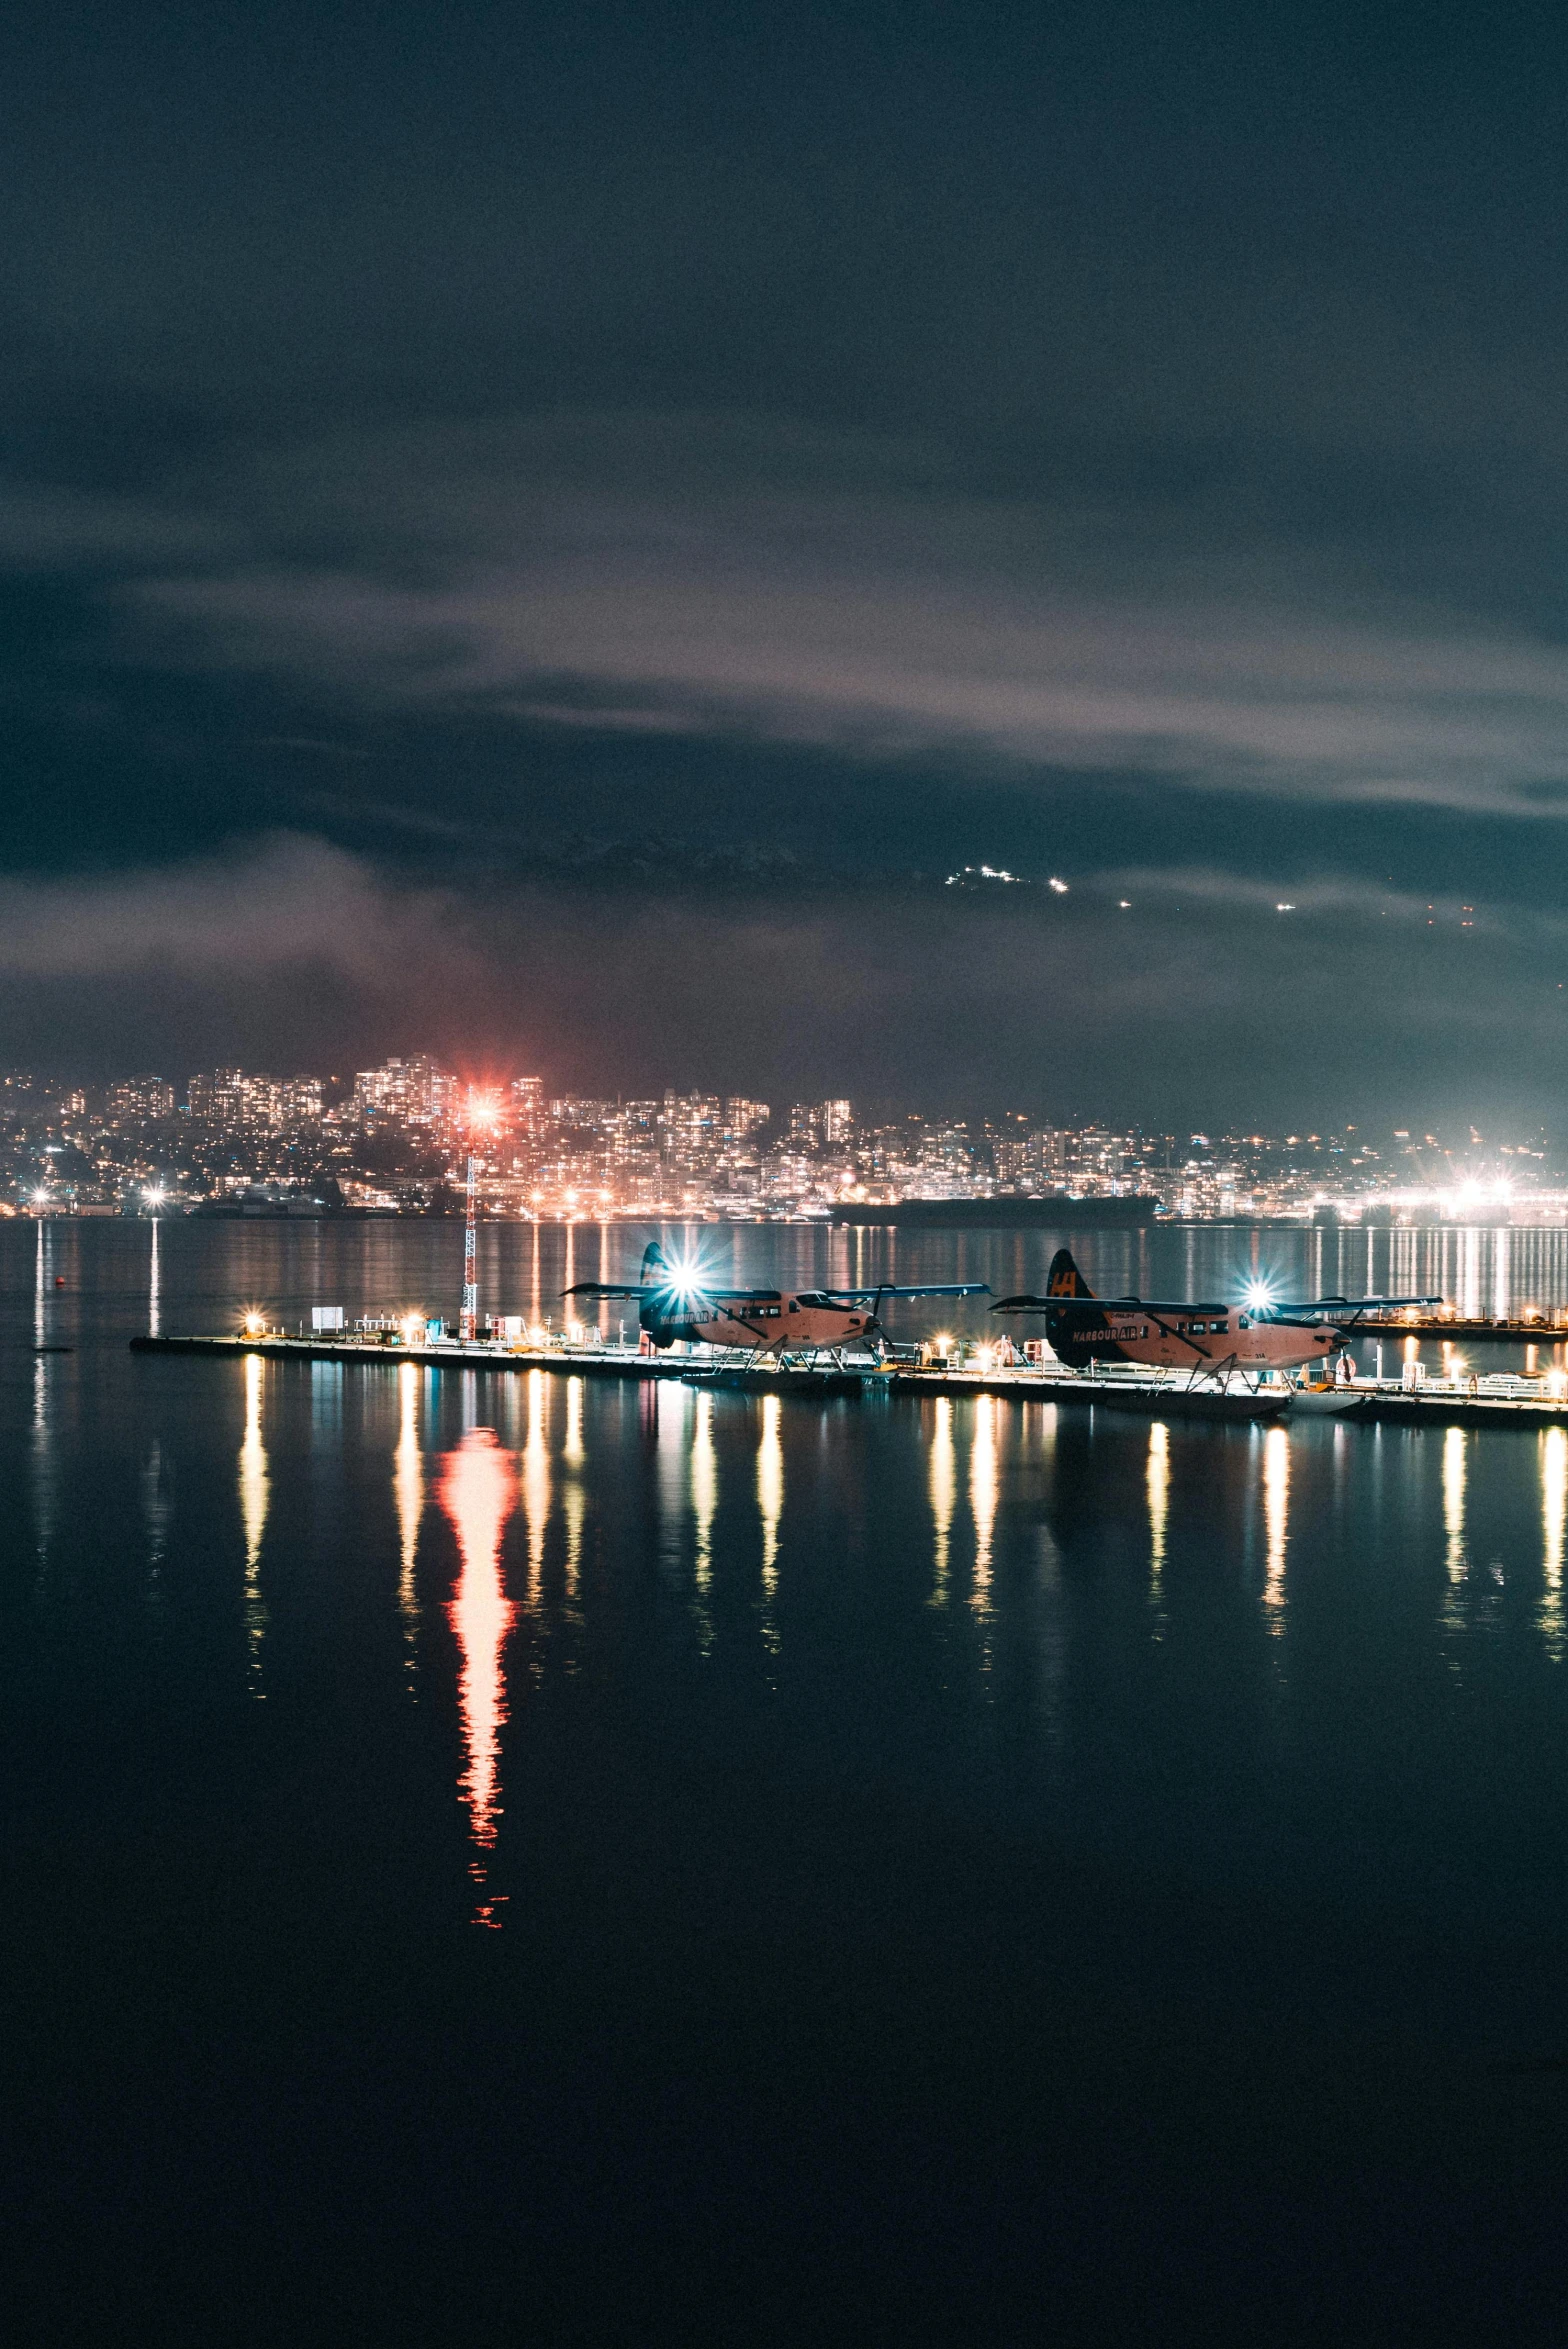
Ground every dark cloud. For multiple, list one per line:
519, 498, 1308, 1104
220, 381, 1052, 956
4, 1, 1568, 1114
1, 832, 1564, 1134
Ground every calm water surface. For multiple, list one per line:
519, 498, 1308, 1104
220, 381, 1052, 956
8, 1218, 1568, 2344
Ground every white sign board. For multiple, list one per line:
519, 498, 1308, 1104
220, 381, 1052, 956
311, 1305, 344, 1331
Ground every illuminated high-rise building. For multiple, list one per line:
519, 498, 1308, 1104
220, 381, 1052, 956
722, 1098, 771, 1145
187, 1069, 279, 1129
107, 1076, 176, 1123
353, 1055, 455, 1127
277, 1077, 325, 1128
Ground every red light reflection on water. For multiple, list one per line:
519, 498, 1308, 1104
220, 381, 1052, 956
438, 1429, 517, 1923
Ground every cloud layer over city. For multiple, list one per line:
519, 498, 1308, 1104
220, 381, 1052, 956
6, 1, 1568, 1121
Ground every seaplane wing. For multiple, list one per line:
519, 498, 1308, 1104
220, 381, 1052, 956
1263, 1293, 1442, 1318
994, 1293, 1228, 1314
817, 1282, 991, 1303
561, 1280, 783, 1303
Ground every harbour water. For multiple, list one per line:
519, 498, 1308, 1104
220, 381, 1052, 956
9, 1217, 1568, 2342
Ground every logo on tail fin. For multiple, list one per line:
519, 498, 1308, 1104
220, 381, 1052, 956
1046, 1248, 1094, 1299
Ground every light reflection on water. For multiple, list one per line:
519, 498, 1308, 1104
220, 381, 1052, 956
1542, 1426, 1566, 1661
21, 1219, 1568, 1965
1261, 1423, 1289, 1633
563, 1377, 585, 1603
520, 1368, 549, 1606
394, 1362, 423, 1686
692, 1390, 717, 1598
1444, 1426, 1468, 1584
969, 1395, 997, 1618
757, 1392, 783, 1650
928, 1396, 954, 1604
1146, 1421, 1169, 1635
439, 1428, 517, 1924
238, 1352, 269, 1696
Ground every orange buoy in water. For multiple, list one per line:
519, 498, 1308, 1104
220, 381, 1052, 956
53, 1275, 65, 1287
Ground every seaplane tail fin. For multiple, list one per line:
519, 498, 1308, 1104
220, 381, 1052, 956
641, 1240, 669, 1281
1045, 1247, 1094, 1300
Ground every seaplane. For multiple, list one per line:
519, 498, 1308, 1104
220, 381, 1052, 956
564, 1241, 988, 1365
994, 1249, 1441, 1386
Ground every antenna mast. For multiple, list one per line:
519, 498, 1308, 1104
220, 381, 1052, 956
461, 1143, 479, 1342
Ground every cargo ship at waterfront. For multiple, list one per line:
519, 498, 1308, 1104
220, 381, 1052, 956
830, 1195, 1163, 1229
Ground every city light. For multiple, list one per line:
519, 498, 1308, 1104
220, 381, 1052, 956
241, 1311, 266, 1335
400, 1311, 426, 1343
10, 1060, 1568, 1224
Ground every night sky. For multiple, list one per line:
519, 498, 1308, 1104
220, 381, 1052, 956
8, 0, 1568, 1124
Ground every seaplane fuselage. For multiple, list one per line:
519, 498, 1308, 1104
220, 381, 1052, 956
1041, 1303, 1338, 1375
565, 1241, 988, 1356
995, 1248, 1438, 1377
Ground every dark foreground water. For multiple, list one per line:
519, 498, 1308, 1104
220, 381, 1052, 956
9, 1218, 1568, 2345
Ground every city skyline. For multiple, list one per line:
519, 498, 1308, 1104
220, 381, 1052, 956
3, 1053, 1558, 1223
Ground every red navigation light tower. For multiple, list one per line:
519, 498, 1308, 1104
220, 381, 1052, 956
460, 1089, 500, 1342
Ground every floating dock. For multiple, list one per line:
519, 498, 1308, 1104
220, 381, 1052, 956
129, 1332, 1282, 1415
132, 1331, 1568, 1427
1356, 1315, 1568, 1343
